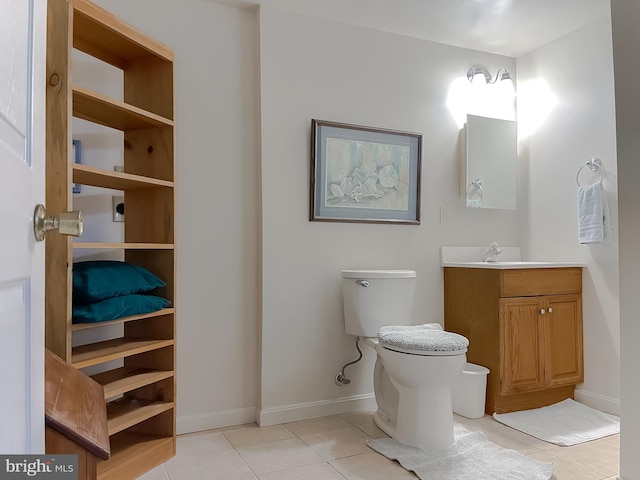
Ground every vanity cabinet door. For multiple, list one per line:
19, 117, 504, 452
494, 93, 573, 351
543, 294, 584, 388
499, 297, 545, 395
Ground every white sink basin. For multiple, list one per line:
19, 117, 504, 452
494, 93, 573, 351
440, 247, 586, 269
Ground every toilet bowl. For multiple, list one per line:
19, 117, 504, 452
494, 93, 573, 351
341, 270, 469, 451
370, 331, 467, 450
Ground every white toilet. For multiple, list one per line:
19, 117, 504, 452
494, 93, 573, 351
341, 269, 469, 450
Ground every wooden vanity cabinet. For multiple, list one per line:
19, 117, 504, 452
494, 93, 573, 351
444, 267, 583, 414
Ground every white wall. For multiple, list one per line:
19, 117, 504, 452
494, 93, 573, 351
94, 0, 262, 432
517, 17, 619, 414
258, 6, 519, 424
610, 1, 640, 478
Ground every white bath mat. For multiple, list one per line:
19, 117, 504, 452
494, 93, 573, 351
368, 424, 553, 480
493, 399, 620, 446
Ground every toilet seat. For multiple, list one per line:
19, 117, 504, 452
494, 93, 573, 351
377, 325, 468, 356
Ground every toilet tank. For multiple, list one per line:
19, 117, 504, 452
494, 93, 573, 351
341, 270, 416, 337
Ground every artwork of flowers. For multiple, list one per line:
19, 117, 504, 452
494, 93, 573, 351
325, 137, 410, 210
310, 120, 421, 224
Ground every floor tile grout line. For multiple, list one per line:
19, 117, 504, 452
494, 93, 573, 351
233, 446, 261, 480
233, 435, 331, 477
292, 422, 381, 462
326, 460, 351, 480
256, 421, 343, 478
160, 463, 170, 480
529, 450, 619, 480
239, 422, 381, 474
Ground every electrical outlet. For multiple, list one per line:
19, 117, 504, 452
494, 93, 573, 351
112, 196, 124, 222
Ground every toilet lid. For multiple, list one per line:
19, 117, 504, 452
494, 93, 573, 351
378, 325, 469, 356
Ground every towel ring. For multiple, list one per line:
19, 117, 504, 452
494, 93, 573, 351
576, 158, 604, 187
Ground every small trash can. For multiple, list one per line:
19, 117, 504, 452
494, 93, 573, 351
451, 362, 490, 419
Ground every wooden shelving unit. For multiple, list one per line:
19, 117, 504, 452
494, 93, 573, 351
45, 0, 176, 478
73, 164, 174, 190
73, 86, 174, 130
92, 367, 174, 400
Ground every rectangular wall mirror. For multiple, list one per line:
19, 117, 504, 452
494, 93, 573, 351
460, 114, 517, 210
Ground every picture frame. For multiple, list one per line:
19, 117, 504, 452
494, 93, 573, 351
72, 139, 81, 194
310, 119, 422, 224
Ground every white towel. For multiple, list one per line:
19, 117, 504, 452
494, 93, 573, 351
368, 424, 554, 480
577, 183, 611, 244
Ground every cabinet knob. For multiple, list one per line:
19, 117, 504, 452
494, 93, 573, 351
540, 309, 546, 314
548, 307, 553, 313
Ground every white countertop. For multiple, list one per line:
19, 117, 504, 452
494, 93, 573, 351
440, 246, 586, 269
441, 261, 586, 269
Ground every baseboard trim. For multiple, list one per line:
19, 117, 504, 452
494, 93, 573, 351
258, 393, 377, 426
177, 406, 257, 434
574, 388, 620, 416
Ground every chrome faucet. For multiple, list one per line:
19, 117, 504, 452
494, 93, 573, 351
480, 242, 503, 262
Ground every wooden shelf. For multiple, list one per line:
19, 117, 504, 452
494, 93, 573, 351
72, 338, 174, 369
97, 432, 174, 480
47, 1, 176, 476
73, 0, 173, 70
73, 86, 173, 131
92, 367, 174, 400
73, 243, 174, 250
72, 308, 174, 332
73, 164, 173, 190
107, 398, 174, 436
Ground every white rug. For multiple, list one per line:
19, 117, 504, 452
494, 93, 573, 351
368, 424, 553, 480
493, 399, 620, 446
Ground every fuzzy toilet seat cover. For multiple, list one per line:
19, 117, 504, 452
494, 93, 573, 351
378, 324, 469, 354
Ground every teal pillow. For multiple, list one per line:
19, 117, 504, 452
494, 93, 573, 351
73, 260, 166, 304
72, 294, 171, 324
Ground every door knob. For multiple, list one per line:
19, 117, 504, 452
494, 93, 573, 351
548, 307, 553, 313
33, 204, 83, 241
540, 309, 546, 314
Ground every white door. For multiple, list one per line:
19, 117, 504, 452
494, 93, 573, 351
0, 0, 47, 453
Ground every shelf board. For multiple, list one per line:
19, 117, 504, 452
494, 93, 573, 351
73, 86, 173, 131
72, 308, 174, 332
72, 337, 174, 369
107, 398, 174, 436
97, 432, 174, 480
92, 367, 174, 400
73, 243, 174, 250
73, 164, 173, 191
73, 0, 173, 70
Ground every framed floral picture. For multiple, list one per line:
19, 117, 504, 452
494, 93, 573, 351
310, 119, 422, 224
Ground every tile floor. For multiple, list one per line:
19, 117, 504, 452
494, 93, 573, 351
138, 410, 620, 480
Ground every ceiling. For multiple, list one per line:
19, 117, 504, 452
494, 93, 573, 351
211, 0, 610, 57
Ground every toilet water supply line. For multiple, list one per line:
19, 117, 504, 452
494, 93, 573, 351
335, 336, 363, 386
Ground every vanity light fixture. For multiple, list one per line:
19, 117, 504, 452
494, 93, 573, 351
467, 64, 515, 98
467, 64, 512, 85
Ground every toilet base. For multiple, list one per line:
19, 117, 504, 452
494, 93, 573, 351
372, 386, 456, 451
